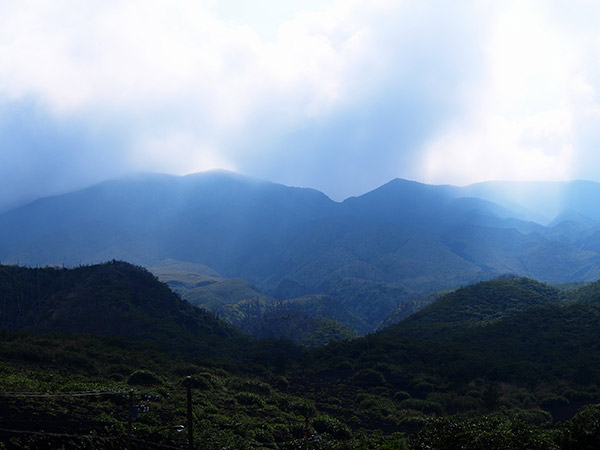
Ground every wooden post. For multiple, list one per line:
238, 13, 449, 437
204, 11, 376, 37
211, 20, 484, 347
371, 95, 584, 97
305, 416, 309, 440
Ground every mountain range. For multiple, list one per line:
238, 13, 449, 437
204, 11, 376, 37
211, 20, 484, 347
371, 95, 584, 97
3, 171, 600, 333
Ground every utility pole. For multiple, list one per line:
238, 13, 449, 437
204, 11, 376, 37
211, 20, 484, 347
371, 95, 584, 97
305, 416, 309, 440
184, 376, 194, 450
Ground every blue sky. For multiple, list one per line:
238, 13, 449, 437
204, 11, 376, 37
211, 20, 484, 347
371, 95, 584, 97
1, 0, 600, 210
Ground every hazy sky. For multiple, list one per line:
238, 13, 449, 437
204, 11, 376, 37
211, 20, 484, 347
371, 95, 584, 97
1, 0, 600, 210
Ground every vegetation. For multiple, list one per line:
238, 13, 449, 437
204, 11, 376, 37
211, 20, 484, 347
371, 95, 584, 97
4, 262, 600, 448
153, 265, 368, 340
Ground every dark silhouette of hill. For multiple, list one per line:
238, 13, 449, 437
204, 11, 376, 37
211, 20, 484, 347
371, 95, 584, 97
0, 260, 248, 357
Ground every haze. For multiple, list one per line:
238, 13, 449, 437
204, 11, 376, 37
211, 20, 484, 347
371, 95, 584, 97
1, 0, 600, 211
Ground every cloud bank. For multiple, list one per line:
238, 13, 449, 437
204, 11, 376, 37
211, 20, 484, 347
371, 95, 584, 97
0, 0, 599, 209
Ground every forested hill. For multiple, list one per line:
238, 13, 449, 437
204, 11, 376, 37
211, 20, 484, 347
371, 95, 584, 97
398, 276, 566, 328
0, 261, 249, 357
314, 276, 600, 388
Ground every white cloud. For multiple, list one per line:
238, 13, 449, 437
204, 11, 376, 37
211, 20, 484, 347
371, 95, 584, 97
421, 0, 600, 186
0, 1, 373, 120
1, 0, 600, 207
0, 0, 396, 171
132, 131, 235, 175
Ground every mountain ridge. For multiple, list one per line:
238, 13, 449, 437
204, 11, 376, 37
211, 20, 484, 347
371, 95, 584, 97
3, 171, 600, 333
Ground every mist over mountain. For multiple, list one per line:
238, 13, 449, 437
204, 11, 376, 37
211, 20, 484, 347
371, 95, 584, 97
459, 180, 600, 224
2, 171, 600, 333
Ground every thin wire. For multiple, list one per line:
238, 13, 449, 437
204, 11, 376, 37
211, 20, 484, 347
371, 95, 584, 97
0, 428, 185, 450
0, 390, 126, 398
0, 427, 120, 440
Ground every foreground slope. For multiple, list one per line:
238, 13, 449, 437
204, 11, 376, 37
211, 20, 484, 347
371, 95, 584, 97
4, 267, 600, 448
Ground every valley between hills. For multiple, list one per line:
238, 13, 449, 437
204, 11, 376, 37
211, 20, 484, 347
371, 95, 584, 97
3, 172, 600, 448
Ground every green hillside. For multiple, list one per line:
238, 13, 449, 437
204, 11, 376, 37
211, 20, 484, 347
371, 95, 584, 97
312, 276, 598, 394
400, 276, 566, 329
4, 264, 600, 448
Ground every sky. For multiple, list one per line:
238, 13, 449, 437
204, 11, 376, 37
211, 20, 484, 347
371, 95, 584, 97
1, 0, 600, 210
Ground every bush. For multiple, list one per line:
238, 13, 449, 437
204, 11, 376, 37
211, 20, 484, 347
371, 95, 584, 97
235, 392, 265, 407
466, 389, 482, 398
274, 375, 290, 391
230, 379, 272, 396
351, 369, 386, 386
556, 403, 600, 450
397, 413, 427, 430
336, 360, 353, 371
290, 398, 316, 418
107, 364, 133, 376
540, 395, 569, 409
272, 423, 292, 442
254, 426, 274, 444
312, 415, 351, 440
327, 396, 343, 406
127, 370, 163, 386
349, 415, 361, 427
358, 394, 396, 418
399, 398, 444, 416
410, 415, 559, 450
393, 391, 411, 402
57, 351, 97, 372
563, 389, 595, 402
512, 409, 552, 428
373, 440, 409, 450
183, 375, 213, 391
428, 392, 482, 414
415, 381, 436, 393
172, 364, 201, 376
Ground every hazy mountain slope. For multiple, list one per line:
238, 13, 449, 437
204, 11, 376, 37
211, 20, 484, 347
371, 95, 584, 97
461, 180, 600, 224
2, 172, 593, 290
520, 241, 600, 282
3, 172, 600, 334
0, 171, 336, 272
